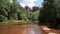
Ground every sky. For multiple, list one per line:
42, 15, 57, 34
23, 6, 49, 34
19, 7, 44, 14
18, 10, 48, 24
18, 0, 43, 8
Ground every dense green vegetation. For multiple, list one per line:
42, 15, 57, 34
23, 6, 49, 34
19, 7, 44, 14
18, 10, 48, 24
0, 0, 39, 24
0, 0, 22, 22
39, 0, 60, 29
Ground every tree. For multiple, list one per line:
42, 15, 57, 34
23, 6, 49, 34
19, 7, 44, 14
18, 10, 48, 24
53, 0, 60, 29
0, 0, 10, 22
9, 0, 22, 20
0, 0, 22, 22
38, 0, 59, 29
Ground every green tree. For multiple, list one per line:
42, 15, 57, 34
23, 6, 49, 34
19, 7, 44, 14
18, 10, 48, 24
0, 0, 10, 22
39, 0, 56, 25
54, 0, 60, 18
53, 0, 60, 29
0, 0, 22, 22
39, 0, 60, 29
9, 0, 22, 20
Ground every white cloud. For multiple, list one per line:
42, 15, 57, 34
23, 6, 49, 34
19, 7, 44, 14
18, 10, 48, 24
20, 2, 35, 8
20, 3, 26, 8
24, 0, 37, 3
10, 0, 12, 3
20, 0, 38, 8
27, 3, 35, 8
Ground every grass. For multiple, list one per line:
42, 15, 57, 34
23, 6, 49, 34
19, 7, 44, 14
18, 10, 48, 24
0, 20, 32, 25
0, 20, 39, 26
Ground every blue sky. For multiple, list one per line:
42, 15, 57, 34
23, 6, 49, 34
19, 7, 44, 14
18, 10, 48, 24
17, 0, 43, 8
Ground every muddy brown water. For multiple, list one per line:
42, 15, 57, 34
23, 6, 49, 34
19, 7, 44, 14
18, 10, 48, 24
0, 24, 41, 34
0, 24, 60, 34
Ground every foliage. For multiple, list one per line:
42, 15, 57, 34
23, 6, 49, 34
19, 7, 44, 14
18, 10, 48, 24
39, 0, 60, 29
39, 0, 56, 23
54, 0, 60, 18
20, 10, 39, 21
31, 10, 39, 21
0, 0, 24, 22
0, 15, 8, 22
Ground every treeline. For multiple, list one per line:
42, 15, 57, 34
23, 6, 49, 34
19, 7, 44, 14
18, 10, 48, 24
39, 0, 60, 29
0, 0, 24, 22
0, 0, 40, 22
